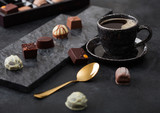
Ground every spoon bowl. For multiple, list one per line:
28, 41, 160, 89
34, 62, 100, 99
77, 62, 100, 81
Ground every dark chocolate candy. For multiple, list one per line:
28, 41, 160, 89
36, 37, 54, 49
0, 3, 18, 14
67, 16, 82, 29
115, 67, 130, 85
68, 48, 88, 64
22, 43, 37, 59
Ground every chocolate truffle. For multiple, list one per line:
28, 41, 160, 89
67, 16, 82, 29
18, 6, 31, 12
52, 0, 64, 3
22, 43, 37, 59
68, 48, 88, 64
0, 4, 18, 14
115, 67, 130, 85
36, 37, 54, 49
33, 0, 47, 7
4, 55, 23, 70
52, 24, 69, 39
65, 92, 88, 111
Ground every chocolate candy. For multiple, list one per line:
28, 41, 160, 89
52, 24, 69, 39
4, 55, 23, 70
0, 4, 18, 15
18, 6, 31, 12
115, 67, 130, 85
33, 0, 47, 7
67, 16, 82, 29
65, 92, 88, 111
36, 37, 54, 49
68, 48, 88, 64
52, 0, 64, 3
22, 43, 37, 59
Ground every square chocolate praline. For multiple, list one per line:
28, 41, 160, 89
0, 3, 18, 15
67, 16, 82, 29
68, 48, 88, 64
22, 43, 37, 59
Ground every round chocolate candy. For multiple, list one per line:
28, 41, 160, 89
52, 24, 69, 39
4, 55, 23, 70
65, 91, 88, 110
115, 67, 130, 85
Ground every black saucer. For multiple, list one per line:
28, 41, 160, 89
86, 37, 147, 62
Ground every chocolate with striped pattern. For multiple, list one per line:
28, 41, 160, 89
52, 24, 69, 39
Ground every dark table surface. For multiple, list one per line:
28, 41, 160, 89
0, 0, 160, 113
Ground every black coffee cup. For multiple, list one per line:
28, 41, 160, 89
97, 13, 152, 59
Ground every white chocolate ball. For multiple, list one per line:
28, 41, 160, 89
4, 55, 23, 70
65, 92, 88, 110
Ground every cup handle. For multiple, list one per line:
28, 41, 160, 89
135, 25, 152, 47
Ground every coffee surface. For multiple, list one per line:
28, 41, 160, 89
101, 18, 136, 29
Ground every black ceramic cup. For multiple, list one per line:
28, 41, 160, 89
97, 13, 152, 59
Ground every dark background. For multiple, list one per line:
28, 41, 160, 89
0, 0, 160, 113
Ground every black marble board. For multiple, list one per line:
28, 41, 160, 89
0, 6, 112, 92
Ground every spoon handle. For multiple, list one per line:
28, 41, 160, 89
34, 80, 77, 99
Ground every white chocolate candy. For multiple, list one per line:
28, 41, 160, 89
52, 24, 69, 39
65, 92, 88, 110
4, 55, 23, 70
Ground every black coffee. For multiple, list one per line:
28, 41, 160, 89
101, 18, 136, 29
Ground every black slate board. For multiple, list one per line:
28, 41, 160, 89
0, 6, 112, 92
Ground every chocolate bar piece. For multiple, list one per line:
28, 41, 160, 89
68, 48, 88, 64
115, 67, 130, 85
22, 43, 37, 59
0, 4, 18, 15
18, 6, 31, 12
36, 37, 54, 49
67, 16, 82, 29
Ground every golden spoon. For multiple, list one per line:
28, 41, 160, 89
34, 62, 100, 99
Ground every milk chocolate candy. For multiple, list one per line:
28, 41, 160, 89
67, 16, 82, 29
52, 0, 64, 3
33, 0, 47, 7
115, 67, 130, 85
18, 6, 31, 12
